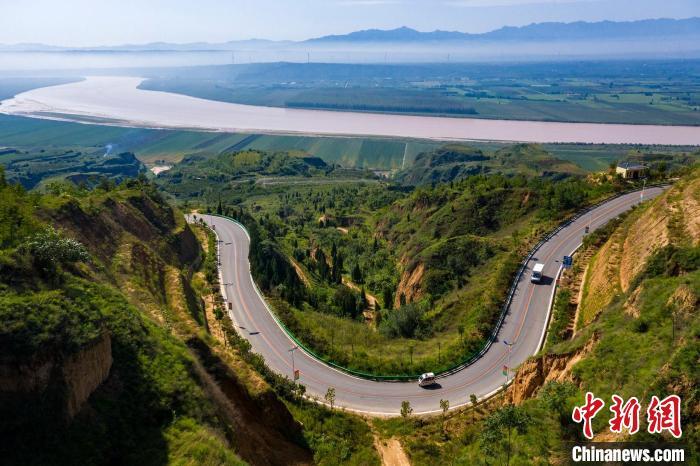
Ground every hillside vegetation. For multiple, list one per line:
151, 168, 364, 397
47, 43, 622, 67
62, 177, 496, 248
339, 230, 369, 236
197, 148, 652, 376
0, 170, 317, 465
394, 142, 697, 186
0, 147, 145, 190
394, 143, 585, 185
373, 166, 699, 465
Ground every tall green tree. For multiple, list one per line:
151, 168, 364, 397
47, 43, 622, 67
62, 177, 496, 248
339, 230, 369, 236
315, 249, 330, 281
351, 262, 363, 284
480, 404, 532, 466
331, 252, 343, 284
383, 286, 394, 310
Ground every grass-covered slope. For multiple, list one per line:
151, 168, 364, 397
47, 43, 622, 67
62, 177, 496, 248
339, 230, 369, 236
552, 169, 700, 435
0, 171, 316, 466
0, 147, 145, 190
217, 166, 631, 376
369, 166, 699, 465
393, 143, 585, 185
0, 175, 244, 465
393, 142, 700, 186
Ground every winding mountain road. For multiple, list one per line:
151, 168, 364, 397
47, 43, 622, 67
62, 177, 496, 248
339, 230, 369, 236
187, 187, 664, 415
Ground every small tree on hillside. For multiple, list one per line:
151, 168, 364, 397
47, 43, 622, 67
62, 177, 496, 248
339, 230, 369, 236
325, 387, 336, 410
383, 286, 394, 310
331, 252, 343, 284
440, 399, 450, 435
400, 401, 413, 422
538, 381, 576, 425
470, 393, 478, 423
351, 262, 363, 284
480, 404, 532, 466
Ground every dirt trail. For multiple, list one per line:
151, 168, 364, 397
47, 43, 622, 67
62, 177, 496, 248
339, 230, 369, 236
290, 258, 311, 286
342, 277, 378, 309
374, 435, 411, 466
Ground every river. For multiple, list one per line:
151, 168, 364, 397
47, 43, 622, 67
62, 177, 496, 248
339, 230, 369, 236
1, 76, 699, 145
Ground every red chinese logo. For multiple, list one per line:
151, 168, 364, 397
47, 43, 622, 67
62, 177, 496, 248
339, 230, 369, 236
572, 392, 605, 439
609, 395, 641, 435
572, 392, 683, 439
647, 395, 682, 439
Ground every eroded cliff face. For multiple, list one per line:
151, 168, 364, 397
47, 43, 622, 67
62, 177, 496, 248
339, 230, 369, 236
0, 332, 112, 420
507, 335, 597, 405
186, 337, 311, 466
62, 332, 112, 418
394, 261, 425, 307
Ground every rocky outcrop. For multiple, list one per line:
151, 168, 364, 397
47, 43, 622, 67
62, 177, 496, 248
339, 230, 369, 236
507, 335, 597, 405
0, 332, 112, 420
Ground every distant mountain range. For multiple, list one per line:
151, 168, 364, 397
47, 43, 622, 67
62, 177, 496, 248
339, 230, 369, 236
307, 18, 700, 43
1, 17, 698, 51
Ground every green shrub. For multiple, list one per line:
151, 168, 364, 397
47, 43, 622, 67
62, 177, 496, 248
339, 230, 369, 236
21, 226, 89, 273
379, 303, 431, 339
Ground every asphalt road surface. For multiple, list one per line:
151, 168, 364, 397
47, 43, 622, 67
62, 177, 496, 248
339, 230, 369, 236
187, 187, 665, 415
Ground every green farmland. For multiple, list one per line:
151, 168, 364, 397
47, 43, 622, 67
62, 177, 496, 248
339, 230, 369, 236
140, 60, 700, 126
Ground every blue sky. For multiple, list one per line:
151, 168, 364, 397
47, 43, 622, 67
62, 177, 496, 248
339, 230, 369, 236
1, 0, 698, 46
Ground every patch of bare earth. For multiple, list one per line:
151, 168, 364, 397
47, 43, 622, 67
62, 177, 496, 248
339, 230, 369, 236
290, 258, 311, 287
343, 277, 378, 308
343, 277, 379, 325
508, 335, 598, 404
394, 262, 425, 308
679, 177, 700, 243
667, 284, 698, 316
623, 284, 644, 318
579, 235, 623, 325
374, 435, 411, 466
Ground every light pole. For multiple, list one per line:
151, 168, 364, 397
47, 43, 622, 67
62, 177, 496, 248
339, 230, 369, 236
503, 340, 515, 383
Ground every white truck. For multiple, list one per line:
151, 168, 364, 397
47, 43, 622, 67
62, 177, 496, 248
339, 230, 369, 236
531, 263, 545, 283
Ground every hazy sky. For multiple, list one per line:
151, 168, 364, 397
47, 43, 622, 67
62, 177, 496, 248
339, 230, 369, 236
1, 0, 698, 46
